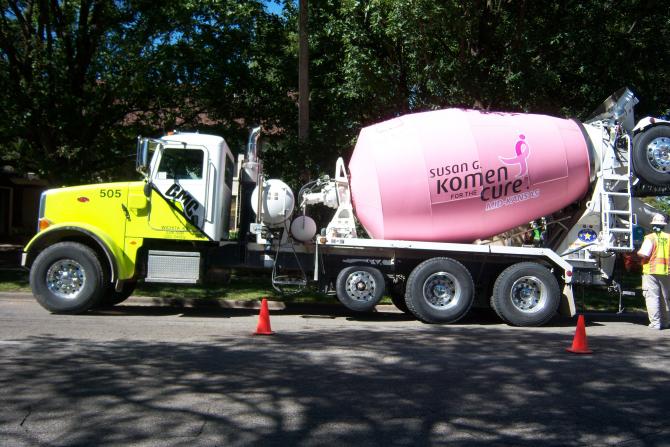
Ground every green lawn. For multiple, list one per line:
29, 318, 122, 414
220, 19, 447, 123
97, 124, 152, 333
0, 269, 332, 304
1, 268, 646, 312
0, 270, 29, 292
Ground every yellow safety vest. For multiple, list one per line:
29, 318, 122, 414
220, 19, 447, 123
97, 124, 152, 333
642, 232, 670, 275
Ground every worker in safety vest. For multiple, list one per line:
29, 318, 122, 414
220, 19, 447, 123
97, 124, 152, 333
637, 213, 670, 329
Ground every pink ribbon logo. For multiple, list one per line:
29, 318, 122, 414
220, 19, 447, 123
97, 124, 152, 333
499, 134, 531, 178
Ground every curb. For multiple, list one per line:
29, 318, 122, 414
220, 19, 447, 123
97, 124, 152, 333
0, 291, 400, 312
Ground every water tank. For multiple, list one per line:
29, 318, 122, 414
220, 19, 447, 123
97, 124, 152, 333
251, 179, 295, 227
348, 109, 591, 242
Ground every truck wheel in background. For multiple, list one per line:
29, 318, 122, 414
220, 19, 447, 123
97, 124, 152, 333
336, 266, 385, 312
405, 257, 474, 324
490, 262, 560, 327
389, 279, 409, 314
29, 242, 105, 314
632, 126, 670, 185
98, 281, 137, 308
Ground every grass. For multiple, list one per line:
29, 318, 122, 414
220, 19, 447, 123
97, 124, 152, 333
133, 274, 334, 304
572, 273, 647, 313
0, 269, 30, 292
0, 269, 332, 304
1, 268, 647, 312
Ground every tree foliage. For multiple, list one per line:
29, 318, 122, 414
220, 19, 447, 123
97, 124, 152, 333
1, 0, 669, 185
0, 0, 291, 184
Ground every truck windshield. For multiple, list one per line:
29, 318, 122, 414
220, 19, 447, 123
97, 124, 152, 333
157, 148, 204, 180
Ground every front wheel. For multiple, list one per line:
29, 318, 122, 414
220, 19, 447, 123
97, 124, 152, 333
29, 242, 105, 314
490, 262, 560, 326
405, 257, 474, 324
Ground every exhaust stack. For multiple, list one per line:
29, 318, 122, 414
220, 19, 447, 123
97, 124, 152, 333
238, 126, 263, 242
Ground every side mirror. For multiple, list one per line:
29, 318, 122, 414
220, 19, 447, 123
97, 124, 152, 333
136, 136, 150, 175
143, 181, 152, 198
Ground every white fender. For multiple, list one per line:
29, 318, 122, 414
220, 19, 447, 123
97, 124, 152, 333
633, 116, 670, 133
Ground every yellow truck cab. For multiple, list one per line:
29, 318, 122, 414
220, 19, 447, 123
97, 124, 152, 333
22, 132, 242, 313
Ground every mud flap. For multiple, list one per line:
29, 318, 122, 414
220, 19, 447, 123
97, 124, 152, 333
560, 283, 576, 316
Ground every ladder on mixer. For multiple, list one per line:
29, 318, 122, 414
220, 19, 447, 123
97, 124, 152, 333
600, 136, 634, 251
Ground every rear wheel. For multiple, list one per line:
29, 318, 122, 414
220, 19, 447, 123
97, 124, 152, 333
30, 242, 105, 314
632, 126, 670, 185
405, 257, 474, 323
491, 262, 560, 326
335, 266, 385, 312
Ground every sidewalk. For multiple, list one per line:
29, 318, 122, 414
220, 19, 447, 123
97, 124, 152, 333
0, 290, 401, 313
0, 291, 287, 310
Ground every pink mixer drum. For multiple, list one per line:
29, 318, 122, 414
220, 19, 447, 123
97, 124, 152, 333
348, 109, 592, 242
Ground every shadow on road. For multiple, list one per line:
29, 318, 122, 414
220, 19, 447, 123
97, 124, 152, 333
1, 321, 668, 446
90, 301, 649, 328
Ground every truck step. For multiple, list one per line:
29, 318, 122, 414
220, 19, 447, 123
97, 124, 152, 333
272, 276, 308, 286
602, 174, 631, 181
607, 228, 632, 233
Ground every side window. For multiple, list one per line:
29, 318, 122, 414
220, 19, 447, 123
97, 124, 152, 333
224, 155, 234, 189
157, 149, 204, 180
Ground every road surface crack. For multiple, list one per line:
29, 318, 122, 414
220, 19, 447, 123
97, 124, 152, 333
19, 406, 31, 426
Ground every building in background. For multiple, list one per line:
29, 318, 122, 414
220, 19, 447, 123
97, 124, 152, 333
0, 166, 48, 243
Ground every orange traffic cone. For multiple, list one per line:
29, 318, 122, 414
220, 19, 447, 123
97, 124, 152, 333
254, 298, 274, 335
566, 314, 592, 354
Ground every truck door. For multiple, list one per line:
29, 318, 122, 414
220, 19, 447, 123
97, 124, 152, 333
149, 144, 211, 239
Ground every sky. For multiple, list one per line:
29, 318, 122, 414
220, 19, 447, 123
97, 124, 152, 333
264, 1, 287, 15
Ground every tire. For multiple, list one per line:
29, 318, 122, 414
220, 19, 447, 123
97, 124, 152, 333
490, 262, 560, 327
98, 281, 136, 307
29, 242, 105, 314
389, 278, 409, 313
632, 126, 670, 185
335, 266, 385, 312
405, 257, 474, 324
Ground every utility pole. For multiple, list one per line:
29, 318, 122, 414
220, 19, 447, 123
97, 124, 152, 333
298, 0, 309, 142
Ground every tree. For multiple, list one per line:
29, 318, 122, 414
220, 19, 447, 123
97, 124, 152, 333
2, 0, 670, 187
0, 0, 295, 184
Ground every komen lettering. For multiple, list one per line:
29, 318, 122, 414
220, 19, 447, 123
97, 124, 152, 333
435, 167, 507, 194
433, 135, 534, 203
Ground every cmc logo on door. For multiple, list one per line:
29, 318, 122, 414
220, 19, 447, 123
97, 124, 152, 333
165, 183, 200, 226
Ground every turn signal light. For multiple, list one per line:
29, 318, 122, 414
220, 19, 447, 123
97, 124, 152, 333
38, 218, 53, 232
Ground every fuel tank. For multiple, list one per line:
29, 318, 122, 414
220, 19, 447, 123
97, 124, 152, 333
348, 109, 591, 242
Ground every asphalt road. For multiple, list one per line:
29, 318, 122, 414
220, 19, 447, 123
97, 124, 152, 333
1, 293, 669, 447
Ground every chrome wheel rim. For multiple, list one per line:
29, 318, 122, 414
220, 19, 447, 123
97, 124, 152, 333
646, 137, 670, 174
46, 259, 86, 300
510, 276, 546, 313
422, 272, 460, 310
345, 271, 377, 303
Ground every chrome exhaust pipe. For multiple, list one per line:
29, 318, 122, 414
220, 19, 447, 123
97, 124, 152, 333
243, 126, 262, 181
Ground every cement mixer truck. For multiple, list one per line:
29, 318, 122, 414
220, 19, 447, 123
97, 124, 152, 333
21, 88, 670, 326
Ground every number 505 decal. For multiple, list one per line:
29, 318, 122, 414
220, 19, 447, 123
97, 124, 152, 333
99, 189, 122, 198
